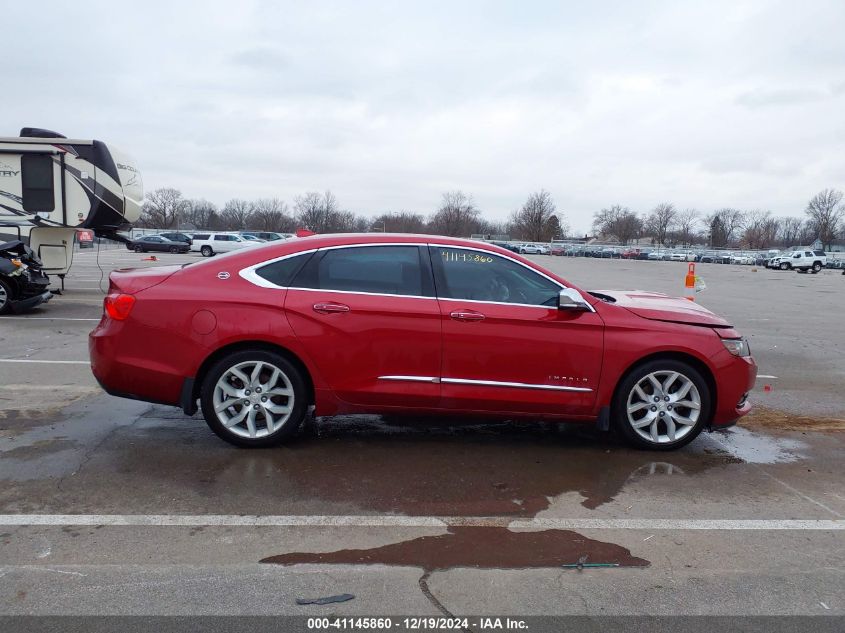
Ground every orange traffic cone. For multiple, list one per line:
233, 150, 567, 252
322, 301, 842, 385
683, 263, 696, 301
142, 255, 158, 261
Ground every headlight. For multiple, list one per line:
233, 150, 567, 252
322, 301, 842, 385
722, 337, 751, 357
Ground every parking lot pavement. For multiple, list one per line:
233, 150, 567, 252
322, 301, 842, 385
1, 251, 843, 617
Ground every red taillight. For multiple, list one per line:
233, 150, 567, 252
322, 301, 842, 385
104, 293, 136, 320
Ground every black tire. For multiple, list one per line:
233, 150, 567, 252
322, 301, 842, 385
0, 278, 15, 315
779, 262, 789, 270
133, 245, 143, 253
612, 359, 711, 451
201, 245, 213, 257
812, 262, 822, 273
200, 349, 309, 448
169, 246, 179, 254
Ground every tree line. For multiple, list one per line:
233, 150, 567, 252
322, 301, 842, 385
591, 188, 845, 250
139, 185, 845, 249
138, 188, 569, 242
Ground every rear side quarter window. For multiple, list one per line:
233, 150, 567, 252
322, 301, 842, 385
255, 252, 314, 287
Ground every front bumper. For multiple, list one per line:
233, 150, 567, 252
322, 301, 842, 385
710, 354, 757, 428
10, 290, 52, 313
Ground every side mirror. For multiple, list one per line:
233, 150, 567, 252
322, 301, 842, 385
558, 288, 591, 311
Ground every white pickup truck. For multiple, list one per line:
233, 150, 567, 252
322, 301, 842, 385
772, 249, 827, 273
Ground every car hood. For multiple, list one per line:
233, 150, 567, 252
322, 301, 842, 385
593, 290, 732, 328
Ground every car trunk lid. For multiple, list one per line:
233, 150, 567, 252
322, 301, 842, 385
108, 265, 182, 294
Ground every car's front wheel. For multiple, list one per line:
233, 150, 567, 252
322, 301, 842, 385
812, 262, 822, 273
169, 246, 179, 254
0, 278, 15, 315
779, 262, 789, 270
134, 245, 143, 253
200, 349, 308, 447
612, 359, 710, 451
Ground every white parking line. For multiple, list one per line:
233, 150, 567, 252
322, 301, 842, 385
0, 359, 90, 365
757, 374, 779, 379
1, 317, 99, 322
0, 515, 840, 530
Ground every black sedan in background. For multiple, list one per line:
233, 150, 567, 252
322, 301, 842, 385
126, 235, 191, 254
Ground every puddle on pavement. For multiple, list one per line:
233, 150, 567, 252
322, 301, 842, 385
2, 409, 745, 515
2, 402, 826, 515
261, 525, 649, 572
709, 426, 805, 463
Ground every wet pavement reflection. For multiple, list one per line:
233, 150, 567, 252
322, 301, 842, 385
0, 407, 757, 515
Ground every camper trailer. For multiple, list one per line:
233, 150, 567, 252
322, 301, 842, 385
0, 127, 143, 280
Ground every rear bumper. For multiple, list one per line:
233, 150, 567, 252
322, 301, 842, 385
89, 323, 184, 407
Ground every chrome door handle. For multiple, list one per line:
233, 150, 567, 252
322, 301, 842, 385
450, 310, 485, 322
313, 302, 350, 314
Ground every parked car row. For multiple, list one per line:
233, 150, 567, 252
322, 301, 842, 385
127, 231, 297, 256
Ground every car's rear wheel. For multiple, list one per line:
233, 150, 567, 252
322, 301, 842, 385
812, 262, 822, 273
0, 279, 15, 315
201, 245, 213, 257
612, 359, 710, 451
200, 350, 308, 447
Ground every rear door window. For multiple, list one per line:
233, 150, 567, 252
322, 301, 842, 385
293, 245, 430, 297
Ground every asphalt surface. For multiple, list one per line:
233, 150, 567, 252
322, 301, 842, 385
0, 246, 843, 621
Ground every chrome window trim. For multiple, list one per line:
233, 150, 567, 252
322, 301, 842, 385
377, 375, 592, 392
238, 241, 595, 312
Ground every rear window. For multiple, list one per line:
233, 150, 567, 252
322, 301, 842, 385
193, 234, 210, 240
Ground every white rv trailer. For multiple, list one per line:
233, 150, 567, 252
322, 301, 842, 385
0, 127, 143, 280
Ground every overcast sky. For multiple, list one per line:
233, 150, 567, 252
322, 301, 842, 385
5, 0, 844, 232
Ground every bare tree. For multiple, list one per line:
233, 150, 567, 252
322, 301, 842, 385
183, 198, 218, 230
706, 208, 745, 247
778, 217, 804, 247
643, 203, 677, 247
509, 190, 563, 242
805, 188, 844, 250
249, 198, 295, 232
371, 211, 427, 233
742, 210, 780, 249
218, 199, 252, 230
294, 190, 346, 233
428, 191, 481, 236
592, 204, 642, 245
674, 208, 700, 247
140, 188, 189, 229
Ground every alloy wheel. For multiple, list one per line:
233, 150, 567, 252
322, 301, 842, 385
626, 370, 701, 445
212, 360, 295, 439
0, 283, 8, 311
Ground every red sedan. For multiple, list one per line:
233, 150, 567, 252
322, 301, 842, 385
89, 234, 756, 450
